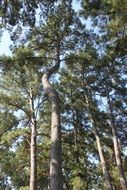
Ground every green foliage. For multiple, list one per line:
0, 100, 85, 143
71, 176, 85, 190
0, 1, 127, 189
19, 187, 29, 190
0, 0, 57, 26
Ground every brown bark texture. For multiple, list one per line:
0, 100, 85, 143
42, 52, 63, 190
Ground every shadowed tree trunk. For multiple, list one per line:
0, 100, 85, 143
72, 110, 79, 163
42, 47, 63, 190
29, 89, 37, 190
106, 83, 127, 190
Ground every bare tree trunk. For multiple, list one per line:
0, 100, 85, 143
72, 110, 79, 163
85, 92, 113, 190
93, 122, 113, 190
106, 84, 127, 190
29, 89, 37, 190
42, 49, 63, 190
74, 124, 79, 163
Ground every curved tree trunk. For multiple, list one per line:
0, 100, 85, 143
85, 92, 113, 190
106, 84, 127, 190
42, 49, 63, 190
29, 89, 37, 190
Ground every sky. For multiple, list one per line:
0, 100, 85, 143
0, 30, 11, 56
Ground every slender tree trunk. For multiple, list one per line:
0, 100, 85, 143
93, 122, 113, 190
106, 84, 127, 190
72, 111, 79, 163
74, 124, 79, 163
29, 90, 37, 190
85, 92, 113, 190
42, 48, 63, 190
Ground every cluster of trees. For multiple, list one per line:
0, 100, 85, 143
0, 0, 127, 190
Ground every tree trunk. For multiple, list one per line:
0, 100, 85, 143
74, 124, 79, 163
106, 84, 127, 190
72, 111, 79, 163
42, 49, 63, 190
93, 122, 113, 190
29, 89, 37, 190
85, 92, 113, 190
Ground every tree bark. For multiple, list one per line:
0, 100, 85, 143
29, 89, 37, 190
72, 110, 79, 163
42, 49, 63, 190
74, 123, 79, 163
106, 84, 127, 190
93, 121, 113, 190
85, 92, 113, 190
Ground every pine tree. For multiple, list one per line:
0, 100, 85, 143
0, 47, 44, 189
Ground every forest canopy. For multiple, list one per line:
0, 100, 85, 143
0, 0, 127, 190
